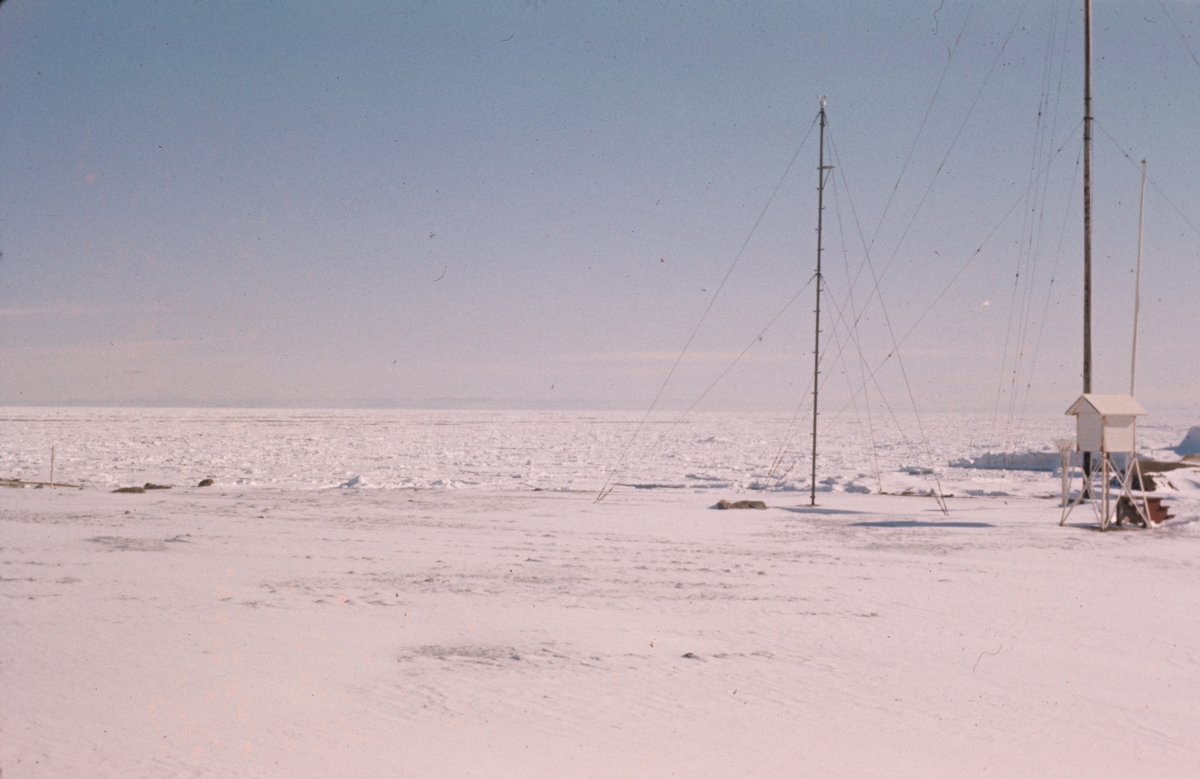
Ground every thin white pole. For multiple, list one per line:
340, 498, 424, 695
50, 445, 55, 489
1131, 159, 1147, 395
1102, 455, 1110, 530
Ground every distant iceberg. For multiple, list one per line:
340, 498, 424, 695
1174, 427, 1200, 456
949, 452, 1059, 472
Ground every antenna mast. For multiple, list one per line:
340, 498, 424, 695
1081, 0, 1094, 490
810, 97, 829, 507
1083, 0, 1093, 395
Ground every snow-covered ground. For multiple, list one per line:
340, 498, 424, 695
3, 408, 1199, 777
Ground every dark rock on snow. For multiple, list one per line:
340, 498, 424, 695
716, 499, 767, 510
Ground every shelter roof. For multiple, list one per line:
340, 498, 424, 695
1065, 394, 1147, 417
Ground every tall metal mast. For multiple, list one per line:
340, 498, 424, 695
810, 97, 829, 507
1082, 0, 1094, 487
1083, 0, 1093, 395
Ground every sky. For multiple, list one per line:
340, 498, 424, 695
1, 0, 1198, 419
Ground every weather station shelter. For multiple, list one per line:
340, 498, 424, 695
1061, 393, 1155, 530
1066, 394, 1146, 454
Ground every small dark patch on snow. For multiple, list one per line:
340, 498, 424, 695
715, 499, 767, 510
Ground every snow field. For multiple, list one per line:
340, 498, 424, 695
3, 408, 1199, 777
3, 482, 1200, 777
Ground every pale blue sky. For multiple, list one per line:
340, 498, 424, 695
2, 0, 1198, 416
